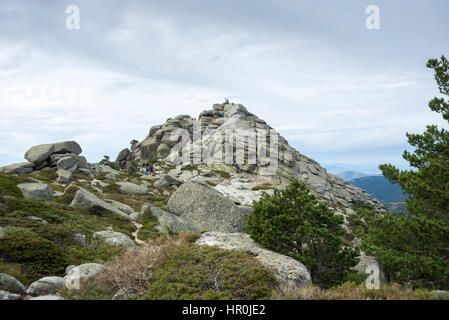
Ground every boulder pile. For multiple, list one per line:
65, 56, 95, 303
0, 141, 89, 184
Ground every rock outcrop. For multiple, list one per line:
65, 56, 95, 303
119, 102, 384, 217
0, 141, 89, 185
196, 232, 312, 287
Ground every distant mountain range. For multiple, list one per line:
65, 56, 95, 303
348, 175, 408, 203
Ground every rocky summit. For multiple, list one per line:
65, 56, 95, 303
118, 102, 385, 216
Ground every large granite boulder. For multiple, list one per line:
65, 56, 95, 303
167, 181, 247, 233
70, 188, 129, 218
0, 162, 34, 174
93, 231, 138, 249
196, 232, 312, 287
17, 183, 53, 201
27, 277, 66, 296
0, 273, 25, 294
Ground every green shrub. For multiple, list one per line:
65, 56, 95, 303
0, 174, 30, 197
66, 241, 125, 266
32, 169, 58, 182
0, 234, 68, 283
144, 245, 277, 300
137, 222, 161, 241
246, 178, 359, 289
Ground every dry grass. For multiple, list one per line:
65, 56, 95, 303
271, 282, 441, 300
95, 231, 199, 298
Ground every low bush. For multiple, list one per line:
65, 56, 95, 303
144, 245, 277, 300
0, 234, 68, 284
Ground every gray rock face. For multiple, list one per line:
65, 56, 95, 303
0, 162, 34, 174
146, 204, 200, 233
0, 273, 25, 294
64, 263, 105, 290
70, 188, 129, 218
196, 232, 312, 287
0, 290, 22, 300
167, 182, 247, 233
27, 277, 66, 296
53, 141, 82, 155
24, 143, 55, 163
117, 182, 149, 195
93, 231, 138, 249
17, 183, 53, 201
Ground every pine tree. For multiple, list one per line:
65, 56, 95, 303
245, 178, 359, 288
380, 56, 449, 219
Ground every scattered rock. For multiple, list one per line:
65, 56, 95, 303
27, 277, 66, 296
26, 216, 48, 225
56, 169, 73, 184
70, 188, 130, 218
74, 233, 87, 247
116, 182, 149, 195
17, 183, 53, 201
0, 273, 25, 294
167, 181, 247, 233
64, 263, 105, 290
93, 231, 138, 249
154, 174, 183, 188
196, 232, 312, 287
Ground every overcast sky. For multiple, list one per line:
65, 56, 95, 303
1, 0, 448, 173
